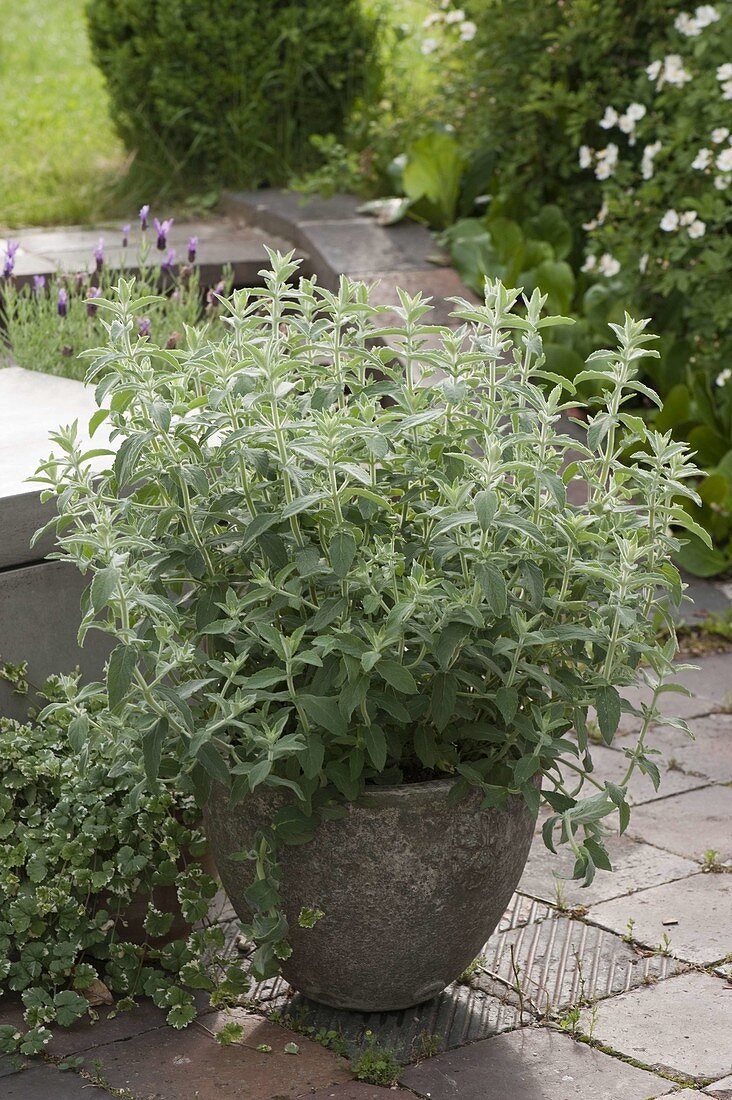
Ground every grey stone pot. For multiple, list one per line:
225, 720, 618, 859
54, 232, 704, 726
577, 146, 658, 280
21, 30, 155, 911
205, 779, 537, 1012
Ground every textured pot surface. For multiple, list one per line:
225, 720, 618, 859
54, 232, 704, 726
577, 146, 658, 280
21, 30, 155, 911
205, 779, 536, 1012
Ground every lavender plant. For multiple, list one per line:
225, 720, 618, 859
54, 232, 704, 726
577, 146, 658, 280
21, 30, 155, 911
0, 213, 231, 381
35, 252, 702, 980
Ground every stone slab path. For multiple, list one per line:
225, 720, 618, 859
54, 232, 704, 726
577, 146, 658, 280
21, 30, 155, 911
1, 647, 730, 1098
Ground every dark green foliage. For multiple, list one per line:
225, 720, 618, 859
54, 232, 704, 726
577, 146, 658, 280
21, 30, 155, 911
86, 0, 380, 188
463, 0, 683, 226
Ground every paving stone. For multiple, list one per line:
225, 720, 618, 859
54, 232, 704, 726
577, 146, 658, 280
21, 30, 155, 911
588, 871, 732, 965
519, 831, 698, 909
620, 655, 729, 727
581, 971, 732, 1081
303, 222, 429, 288
0, 1054, 31, 1079
400, 1026, 670, 1099
46, 998, 171, 1056
0, 1064, 111, 1098
705, 1074, 732, 1097
475, 915, 682, 1014
626, 786, 732, 862
644, 713, 732, 783
656, 1093, 711, 1099
222, 189, 363, 236
89, 1010, 351, 1099
562, 742, 710, 805
298, 1086, 411, 1099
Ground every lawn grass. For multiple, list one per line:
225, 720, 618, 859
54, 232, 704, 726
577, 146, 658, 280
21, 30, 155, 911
0, 0, 437, 230
0, 0, 125, 227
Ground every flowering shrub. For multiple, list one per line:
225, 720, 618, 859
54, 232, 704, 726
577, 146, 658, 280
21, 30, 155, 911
578, 4, 732, 573
1, 210, 231, 381
85, 0, 379, 188
460, 0, 682, 227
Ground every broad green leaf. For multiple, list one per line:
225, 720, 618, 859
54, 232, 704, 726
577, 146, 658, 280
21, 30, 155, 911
363, 724, 388, 770
329, 531, 357, 578
107, 644, 136, 710
476, 564, 507, 616
378, 660, 417, 695
299, 695, 347, 737
91, 566, 120, 613
197, 741, 231, 788
142, 717, 167, 784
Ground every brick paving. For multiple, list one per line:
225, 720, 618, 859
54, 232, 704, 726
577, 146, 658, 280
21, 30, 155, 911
1, 191, 731, 1097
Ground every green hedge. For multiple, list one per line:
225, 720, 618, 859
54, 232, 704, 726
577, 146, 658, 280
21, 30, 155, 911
463, 0, 683, 226
86, 0, 379, 188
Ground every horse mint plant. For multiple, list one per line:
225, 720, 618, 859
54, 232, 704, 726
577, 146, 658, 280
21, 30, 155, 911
36, 250, 702, 979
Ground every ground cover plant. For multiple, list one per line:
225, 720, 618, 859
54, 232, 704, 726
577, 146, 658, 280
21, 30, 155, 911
0, 672, 247, 1058
0, 211, 232, 380
35, 254, 701, 982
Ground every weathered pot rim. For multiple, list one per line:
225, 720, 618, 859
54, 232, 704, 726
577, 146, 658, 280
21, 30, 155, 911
355, 776, 481, 809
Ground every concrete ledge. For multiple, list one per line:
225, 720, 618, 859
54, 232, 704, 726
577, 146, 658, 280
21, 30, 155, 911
0, 560, 111, 721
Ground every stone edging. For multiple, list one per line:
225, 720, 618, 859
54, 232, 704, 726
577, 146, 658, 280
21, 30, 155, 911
221, 188, 479, 325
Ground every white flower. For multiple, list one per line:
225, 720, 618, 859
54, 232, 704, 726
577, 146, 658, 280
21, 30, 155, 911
598, 253, 621, 277
716, 147, 732, 172
581, 254, 597, 273
626, 102, 647, 122
445, 8, 465, 23
722, 81, 732, 100
695, 5, 720, 26
641, 140, 662, 179
599, 106, 619, 129
716, 368, 732, 387
618, 113, 635, 134
660, 209, 680, 231
687, 219, 706, 238
692, 148, 713, 169
594, 144, 618, 180
675, 11, 701, 36
421, 37, 439, 54
717, 64, 732, 81
639, 253, 649, 274
422, 12, 441, 27
579, 145, 593, 169
649, 54, 692, 88
679, 209, 698, 226
459, 20, 477, 41
711, 127, 730, 143
714, 174, 731, 189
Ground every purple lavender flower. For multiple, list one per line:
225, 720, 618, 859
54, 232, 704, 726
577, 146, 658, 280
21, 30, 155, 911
121, 224, 131, 248
139, 204, 150, 231
153, 217, 174, 251
187, 236, 198, 263
206, 280, 225, 309
87, 285, 102, 317
2, 241, 19, 278
74, 272, 86, 293
61, 344, 73, 358
33, 275, 46, 294
94, 237, 105, 273
162, 247, 176, 274
138, 317, 151, 338
57, 288, 69, 318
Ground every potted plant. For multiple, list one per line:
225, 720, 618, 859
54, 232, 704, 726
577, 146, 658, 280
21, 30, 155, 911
36, 252, 701, 1012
